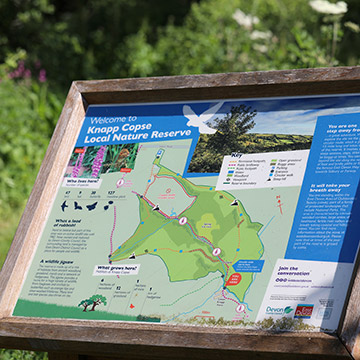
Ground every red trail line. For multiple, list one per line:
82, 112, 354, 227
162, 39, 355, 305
222, 289, 240, 306
109, 206, 117, 254
189, 248, 218, 263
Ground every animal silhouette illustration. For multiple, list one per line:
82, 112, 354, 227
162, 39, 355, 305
61, 201, 68, 212
183, 101, 224, 134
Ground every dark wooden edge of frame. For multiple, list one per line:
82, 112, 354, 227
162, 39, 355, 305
0, 318, 352, 359
1, 67, 360, 359
75, 66, 360, 104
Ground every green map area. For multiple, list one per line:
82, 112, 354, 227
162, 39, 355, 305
110, 149, 263, 302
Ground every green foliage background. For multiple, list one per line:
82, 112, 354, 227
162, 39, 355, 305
1, 0, 360, 358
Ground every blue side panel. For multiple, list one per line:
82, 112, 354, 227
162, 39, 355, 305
285, 113, 360, 263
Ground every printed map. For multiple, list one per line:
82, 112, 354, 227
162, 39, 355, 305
14, 139, 299, 325
110, 147, 263, 307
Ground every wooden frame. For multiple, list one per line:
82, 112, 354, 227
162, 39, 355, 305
1, 67, 360, 359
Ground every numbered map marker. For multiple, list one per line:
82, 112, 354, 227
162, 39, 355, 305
116, 179, 125, 188
212, 248, 221, 256
236, 304, 246, 313
179, 217, 188, 225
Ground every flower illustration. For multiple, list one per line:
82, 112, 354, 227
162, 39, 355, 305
91, 145, 107, 178
72, 147, 87, 177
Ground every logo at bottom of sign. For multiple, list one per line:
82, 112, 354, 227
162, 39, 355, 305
316, 307, 333, 320
294, 304, 314, 319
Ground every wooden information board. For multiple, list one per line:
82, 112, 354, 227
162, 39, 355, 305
1, 67, 360, 359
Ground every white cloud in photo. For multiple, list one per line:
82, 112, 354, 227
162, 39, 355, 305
212, 95, 360, 135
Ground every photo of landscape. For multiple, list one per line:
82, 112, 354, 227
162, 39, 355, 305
188, 104, 313, 173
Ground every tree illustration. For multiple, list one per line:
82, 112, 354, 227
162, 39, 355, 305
188, 105, 257, 173
208, 105, 257, 154
78, 299, 94, 312
89, 294, 107, 311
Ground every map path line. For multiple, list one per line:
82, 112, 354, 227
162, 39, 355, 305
258, 215, 275, 236
218, 257, 230, 274
231, 220, 244, 264
115, 219, 176, 258
131, 190, 181, 220
148, 247, 219, 264
155, 175, 197, 200
160, 275, 222, 307
115, 196, 152, 248
182, 221, 231, 270
116, 186, 219, 266
109, 205, 117, 257
243, 274, 258, 312
111, 246, 219, 263
184, 222, 213, 247
136, 193, 173, 219
188, 248, 219, 263
222, 289, 240, 306
219, 191, 237, 202
163, 286, 223, 323
154, 159, 218, 194
142, 173, 199, 218
222, 288, 251, 316
143, 161, 159, 197
143, 159, 160, 197
151, 174, 198, 216
134, 186, 218, 257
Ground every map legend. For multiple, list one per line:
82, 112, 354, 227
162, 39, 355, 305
216, 150, 310, 190
222, 161, 237, 184
268, 158, 277, 181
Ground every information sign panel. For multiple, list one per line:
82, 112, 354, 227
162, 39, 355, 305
2, 68, 360, 359
11, 95, 360, 333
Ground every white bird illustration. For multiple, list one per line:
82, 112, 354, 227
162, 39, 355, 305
183, 101, 224, 134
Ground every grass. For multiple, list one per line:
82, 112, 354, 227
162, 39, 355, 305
0, 208, 49, 359
0, 207, 24, 269
13, 300, 139, 322
0, 350, 48, 360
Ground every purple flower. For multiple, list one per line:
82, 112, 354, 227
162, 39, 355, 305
91, 146, 107, 177
39, 69, 46, 82
72, 148, 87, 178
18, 61, 25, 73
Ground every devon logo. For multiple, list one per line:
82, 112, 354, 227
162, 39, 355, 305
266, 305, 294, 316
284, 306, 294, 314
